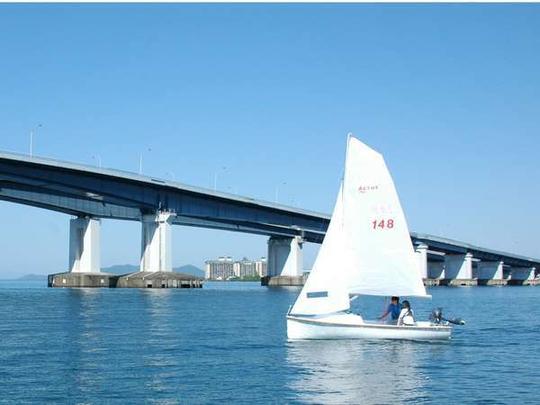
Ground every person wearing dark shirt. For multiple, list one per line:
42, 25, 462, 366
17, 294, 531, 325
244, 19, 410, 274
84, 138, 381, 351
378, 296, 400, 323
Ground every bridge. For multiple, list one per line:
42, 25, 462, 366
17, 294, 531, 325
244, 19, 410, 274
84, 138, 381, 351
0, 151, 538, 287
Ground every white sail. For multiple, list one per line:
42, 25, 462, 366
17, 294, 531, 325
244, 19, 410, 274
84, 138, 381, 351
290, 184, 351, 315
342, 137, 427, 297
290, 136, 427, 316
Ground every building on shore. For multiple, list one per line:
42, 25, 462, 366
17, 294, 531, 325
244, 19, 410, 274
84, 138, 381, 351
205, 256, 267, 280
234, 258, 257, 278
256, 257, 267, 278
204, 256, 234, 280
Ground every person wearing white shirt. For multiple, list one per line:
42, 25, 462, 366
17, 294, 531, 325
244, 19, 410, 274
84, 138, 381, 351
397, 300, 415, 326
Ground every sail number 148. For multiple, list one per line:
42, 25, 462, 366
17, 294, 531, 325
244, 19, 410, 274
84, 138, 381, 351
372, 219, 394, 229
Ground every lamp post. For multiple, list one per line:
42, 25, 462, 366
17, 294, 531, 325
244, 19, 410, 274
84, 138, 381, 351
139, 147, 152, 174
275, 181, 287, 203
213, 166, 227, 191
92, 155, 102, 168
29, 124, 42, 157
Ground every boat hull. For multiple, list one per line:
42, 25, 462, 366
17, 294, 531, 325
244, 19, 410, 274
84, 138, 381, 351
287, 313, 452, 341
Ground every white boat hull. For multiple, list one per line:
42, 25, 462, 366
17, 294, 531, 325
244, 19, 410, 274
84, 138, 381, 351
287, 313, 451, 341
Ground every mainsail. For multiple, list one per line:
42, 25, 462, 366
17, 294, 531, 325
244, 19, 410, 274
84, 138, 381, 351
290, 136, 428, 316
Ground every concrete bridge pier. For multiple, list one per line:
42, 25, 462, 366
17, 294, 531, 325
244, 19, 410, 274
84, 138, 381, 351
442, 252, 477, 286
416, 243, 442, 286
117, 211, 201, 288
427, 261, 445, 282
48, 217, 116, 287
262, 236, 305, 286
415, 243, 429, 280
68, 217, 101, 273
139, 212, 174, 273
509, 266, 537, 285
477, 261, 506, 286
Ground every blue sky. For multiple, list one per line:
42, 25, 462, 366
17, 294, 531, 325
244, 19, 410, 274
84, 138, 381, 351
1, 4, 539, 276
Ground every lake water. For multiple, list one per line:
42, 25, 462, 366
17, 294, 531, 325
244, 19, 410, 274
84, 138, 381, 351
0, 281, 538, 404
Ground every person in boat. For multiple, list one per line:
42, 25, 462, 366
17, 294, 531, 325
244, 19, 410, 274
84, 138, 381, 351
397, 300, 416, 326
378, 296, 401, 323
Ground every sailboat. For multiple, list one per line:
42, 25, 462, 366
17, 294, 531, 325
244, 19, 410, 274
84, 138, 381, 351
287, 135, 452, 341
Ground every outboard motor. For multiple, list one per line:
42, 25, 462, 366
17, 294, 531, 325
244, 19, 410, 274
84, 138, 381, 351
430, 308, 443, 324
430, 307, 465, 326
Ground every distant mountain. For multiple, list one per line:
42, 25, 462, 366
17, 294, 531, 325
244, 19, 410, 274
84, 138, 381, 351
174, 265, 204, 278
102, 264, 138, 275
5, 264, 204, 281
101, 264, 204, 278
16, 274, 48, 281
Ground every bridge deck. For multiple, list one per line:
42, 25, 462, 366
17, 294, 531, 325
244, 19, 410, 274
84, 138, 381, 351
1, 151, 539, 268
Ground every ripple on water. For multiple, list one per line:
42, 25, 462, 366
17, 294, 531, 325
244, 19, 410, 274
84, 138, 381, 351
0, 283, 539, 404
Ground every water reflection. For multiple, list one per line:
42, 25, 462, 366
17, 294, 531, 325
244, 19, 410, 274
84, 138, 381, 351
63, 288, 106, 399
140, 289, 181, 404
287, 339, 432, 404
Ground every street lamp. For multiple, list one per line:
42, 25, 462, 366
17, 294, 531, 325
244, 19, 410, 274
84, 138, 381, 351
29, 124, 42, 157
139, 147, 152, 174
275, 181, 287, 203
213, 166, 227, 191
92, 155, 102, 168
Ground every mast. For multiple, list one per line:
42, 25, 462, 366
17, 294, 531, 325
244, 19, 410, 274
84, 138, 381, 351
342, 133, 352, 230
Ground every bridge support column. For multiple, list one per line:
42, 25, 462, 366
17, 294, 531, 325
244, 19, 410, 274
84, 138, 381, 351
509, 267, 536, 285
262, 236, 304, 286
442, 252, 476, 286
49, 217, 114, 287
427, 261, 445, 280
116, 211, 201, 288
477, 261, 506, 286
69, 217, 101, 273
415, 243, 428, 280
140, 212, 175, 273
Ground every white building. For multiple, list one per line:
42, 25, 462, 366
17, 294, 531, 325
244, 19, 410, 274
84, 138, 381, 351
256, 257, 267, 277
205, 256, 267, 280
205, 256, 235, 280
